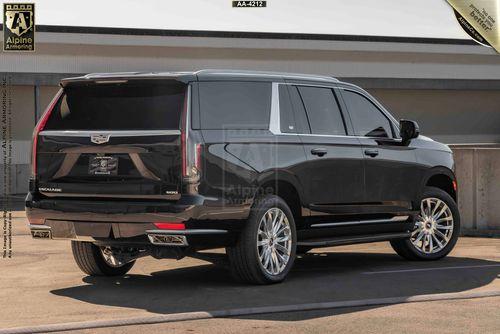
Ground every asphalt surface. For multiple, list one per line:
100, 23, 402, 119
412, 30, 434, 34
0, 212, 499, 333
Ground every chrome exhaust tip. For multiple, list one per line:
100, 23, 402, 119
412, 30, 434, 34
147, 233, 188, 246
29, 225, 52, 239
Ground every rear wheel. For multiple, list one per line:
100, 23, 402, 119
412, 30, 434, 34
71, 241, 135, 276
391, 186, 460, 260
227, 195, 297, 284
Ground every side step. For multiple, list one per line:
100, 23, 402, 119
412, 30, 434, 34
297, 232, 411, 248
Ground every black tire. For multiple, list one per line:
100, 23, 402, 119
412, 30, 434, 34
227, 195, 297, 284
390, 186, 460, 261
71, 241, 135, 276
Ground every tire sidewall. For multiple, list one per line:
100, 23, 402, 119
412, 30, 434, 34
406, 187, 461, 260
248, 195, 297, 282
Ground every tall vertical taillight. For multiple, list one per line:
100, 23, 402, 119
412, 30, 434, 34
31, 89, 62, 178
180, 85, 202, 186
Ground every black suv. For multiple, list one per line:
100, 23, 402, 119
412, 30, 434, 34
26, 70, 460, 284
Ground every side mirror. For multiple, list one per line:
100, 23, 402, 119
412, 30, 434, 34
400, 119, 419, 145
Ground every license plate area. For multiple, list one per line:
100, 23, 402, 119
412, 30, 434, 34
89, 155, 118, 175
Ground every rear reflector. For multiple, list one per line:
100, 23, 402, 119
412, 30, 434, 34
153, 222, 185, 230
452, 180, 457, 192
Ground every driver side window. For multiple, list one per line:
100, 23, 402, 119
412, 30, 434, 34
342, 90, 393, 138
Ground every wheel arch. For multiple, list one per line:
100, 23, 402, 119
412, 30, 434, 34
255, 171, 305, 225
421, 167, 457, 202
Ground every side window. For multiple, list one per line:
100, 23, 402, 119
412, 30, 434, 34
342, 90, 393, 138
278, 85, 296, 133
198, 81, 271, 129
297, 86, 346, 136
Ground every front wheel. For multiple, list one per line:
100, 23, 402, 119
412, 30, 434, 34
391, 186, 460, 261
227, 195, 297, 284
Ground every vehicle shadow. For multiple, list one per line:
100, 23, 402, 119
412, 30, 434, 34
50, 250, 500, 319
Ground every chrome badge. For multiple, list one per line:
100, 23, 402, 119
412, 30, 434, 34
90, 134, 111, 145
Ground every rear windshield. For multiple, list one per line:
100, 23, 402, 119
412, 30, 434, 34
44, 82, 186, 130
198, 81, 271, 129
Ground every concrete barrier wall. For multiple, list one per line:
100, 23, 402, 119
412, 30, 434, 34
452, 146, 500, 235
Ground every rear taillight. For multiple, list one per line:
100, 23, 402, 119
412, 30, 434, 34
181, 86, 202, 182
31, 89, 62, 177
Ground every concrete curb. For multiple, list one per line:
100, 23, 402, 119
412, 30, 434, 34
1, 290, 499, 334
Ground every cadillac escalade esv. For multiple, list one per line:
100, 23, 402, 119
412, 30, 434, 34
26, 70, 460, 284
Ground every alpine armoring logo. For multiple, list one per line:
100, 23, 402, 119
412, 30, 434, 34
3, 3, 35, 51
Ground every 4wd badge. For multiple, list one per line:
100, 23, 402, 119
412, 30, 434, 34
3, 3, 35, 51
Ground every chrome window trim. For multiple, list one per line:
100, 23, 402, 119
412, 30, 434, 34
269, 82, 283, 135
270, 82, 388, 140
270, 81, 402, 142
40, 130, 181, 137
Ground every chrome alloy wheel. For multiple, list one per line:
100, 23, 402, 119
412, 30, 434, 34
257, 208, 292, 275
411, 197, 454, 254
100, 246, 125, 267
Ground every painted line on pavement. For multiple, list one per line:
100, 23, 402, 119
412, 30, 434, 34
1, 290, 499, 334
363, 263, 500, 274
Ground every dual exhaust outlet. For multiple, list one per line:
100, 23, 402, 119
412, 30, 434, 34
29, 224, 188, 246
146, 233, 188, 246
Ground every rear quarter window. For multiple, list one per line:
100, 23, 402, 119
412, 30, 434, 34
198, 81, 271, 129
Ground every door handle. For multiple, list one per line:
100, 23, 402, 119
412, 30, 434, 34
364, 149, 379, 157
311, 148, 327, 157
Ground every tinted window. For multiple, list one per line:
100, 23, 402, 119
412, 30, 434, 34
297, 86, 346, 135
288, 86, 310, 134
44, 82, 186, 130
342, 90, 393, 138
199, 82, 271, 129
279, 86, 296, 133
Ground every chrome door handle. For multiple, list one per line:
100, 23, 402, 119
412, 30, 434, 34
311, 148, 327, 157
364, 149, 379, 157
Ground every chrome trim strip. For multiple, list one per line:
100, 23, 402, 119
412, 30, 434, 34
145, 229, 228, 235
269, 82, 282, 135
40, 130, 181, 137
311, 215, 409, 228
28, 224, 51, 230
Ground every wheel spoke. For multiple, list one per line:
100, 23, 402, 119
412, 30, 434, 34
431, 234, 443, 249
436, 224, 452, 230
436, 216, 452, 224
257, 240, 267, 247
411, 227, 423, 236
434, 229, 449, 241
413, 230, 425, 243
433, 205, 448, 221
275, 243, 289, 255
430, 199, 442, 216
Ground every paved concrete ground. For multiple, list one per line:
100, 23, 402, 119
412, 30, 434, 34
0, 212, 499, 333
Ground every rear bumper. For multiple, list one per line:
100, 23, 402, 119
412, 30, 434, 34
26, 192, 249, 248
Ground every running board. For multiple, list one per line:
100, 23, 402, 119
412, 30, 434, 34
297, 232, 411, 248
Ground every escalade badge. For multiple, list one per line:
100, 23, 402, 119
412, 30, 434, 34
90, 134, 111, 144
